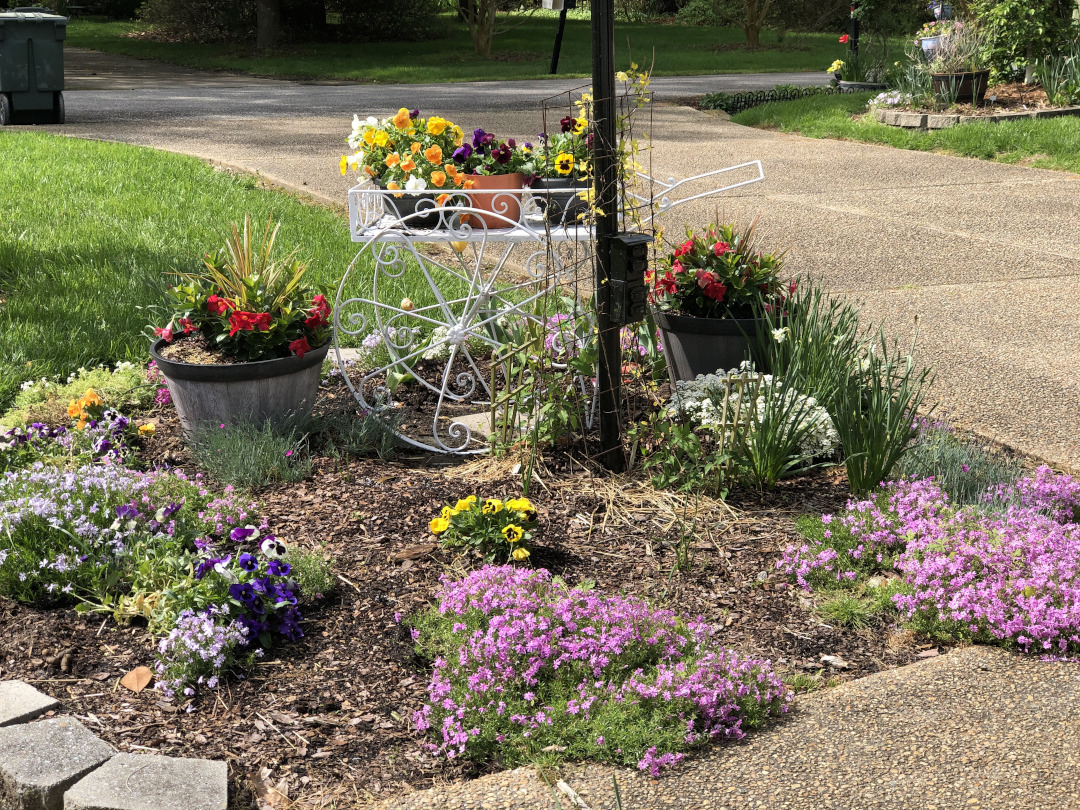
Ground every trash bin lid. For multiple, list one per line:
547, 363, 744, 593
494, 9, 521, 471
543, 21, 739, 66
0, 10, 68, 22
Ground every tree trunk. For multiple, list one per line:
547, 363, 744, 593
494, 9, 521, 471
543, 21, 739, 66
256, 0, 281, 50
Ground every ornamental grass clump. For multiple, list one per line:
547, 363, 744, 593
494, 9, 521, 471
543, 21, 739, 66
429, 495, 537, 563
778, 468, 1080, 655
411, 566, 790, 775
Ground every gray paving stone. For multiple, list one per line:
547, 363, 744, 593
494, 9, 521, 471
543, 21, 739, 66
64, 754, 228, 810
0, 682, 61, 728
926, 114, 960, 129
0, 716, 113, 810
896, 112, 927, 129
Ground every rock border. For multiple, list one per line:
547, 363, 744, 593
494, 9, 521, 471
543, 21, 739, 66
874, 105, 1080, 130
0, 681, 227, 810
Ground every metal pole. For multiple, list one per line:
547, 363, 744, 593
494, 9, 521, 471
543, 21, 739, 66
849, 2, 859, 56
550, 6, 569, 74
591, 0, 623, 471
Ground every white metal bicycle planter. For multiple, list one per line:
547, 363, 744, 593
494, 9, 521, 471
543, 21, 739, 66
334, 161, 765, 455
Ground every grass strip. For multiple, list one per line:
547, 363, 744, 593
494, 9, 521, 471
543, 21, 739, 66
66, 19, 837, 83
731, 92, 1080, 173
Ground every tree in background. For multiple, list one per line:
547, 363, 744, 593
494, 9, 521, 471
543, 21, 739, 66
971, 0, 1079, 82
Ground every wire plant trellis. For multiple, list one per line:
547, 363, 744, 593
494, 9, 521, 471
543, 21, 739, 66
333, 84, 767, 455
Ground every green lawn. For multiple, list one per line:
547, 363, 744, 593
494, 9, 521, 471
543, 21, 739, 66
66, 18, 840, 83
0, 132, 450, 410
731, 93, 1080, 173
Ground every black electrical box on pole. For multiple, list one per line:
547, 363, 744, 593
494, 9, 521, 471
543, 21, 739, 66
590, 0, 624, 472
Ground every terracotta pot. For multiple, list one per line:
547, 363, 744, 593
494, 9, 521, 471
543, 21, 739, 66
931, 69, 991, 105
150, 339, 330, 440
655, 311, 769, 382
465, 173, 524, 229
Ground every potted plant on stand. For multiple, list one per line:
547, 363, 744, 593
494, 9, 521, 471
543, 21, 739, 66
532, 111, 592, 225
341, 108, 470, 227
828, 34, 890, 90
454, 128, 538, 228
926, 18, 991, 104
648, 219, 788, 382
149, 215, 332, 440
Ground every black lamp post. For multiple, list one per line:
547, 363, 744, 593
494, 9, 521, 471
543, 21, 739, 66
590, 0, 624, 472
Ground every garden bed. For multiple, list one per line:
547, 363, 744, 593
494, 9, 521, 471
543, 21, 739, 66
0, 395, 938, 808
872, 82, 1080, 130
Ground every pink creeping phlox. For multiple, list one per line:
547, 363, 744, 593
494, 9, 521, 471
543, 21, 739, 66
778, 466, 1080, 654
411, 566, 790, 776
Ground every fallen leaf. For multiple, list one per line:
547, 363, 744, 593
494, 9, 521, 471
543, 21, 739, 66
119, 666, 153, 693
820, 654, 850, 670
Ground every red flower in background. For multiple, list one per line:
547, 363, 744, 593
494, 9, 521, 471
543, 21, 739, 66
289, 337, 311, 358
713, 241, 731, 257
839, 34, 850, 44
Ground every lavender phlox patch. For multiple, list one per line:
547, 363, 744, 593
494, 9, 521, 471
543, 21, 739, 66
412, 566, 789, 774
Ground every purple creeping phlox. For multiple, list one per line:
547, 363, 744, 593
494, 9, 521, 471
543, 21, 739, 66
778, 467, 1080, 654
411, 566, 790, 776
154, 606, 252, 701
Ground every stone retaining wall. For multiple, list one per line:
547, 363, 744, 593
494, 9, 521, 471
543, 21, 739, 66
874, 105, 1080, 130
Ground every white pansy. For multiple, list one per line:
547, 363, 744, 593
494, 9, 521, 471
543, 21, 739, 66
405, 176, 428, 193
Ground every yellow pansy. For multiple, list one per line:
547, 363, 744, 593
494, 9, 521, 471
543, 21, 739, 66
430, 516, 450, 535
427, 116, 449, 136
554, 153, 575, 176
502, 524, 524, 543
482, 498, 503, 514
138, 423, 156, 436
373, 130, 390, 147
455, 496, 477, 512
339, 154, 349, 175
572, 117, 588, 135
363, 128, 376, 146
441, 505, 454, 520
505, 497, 533, 513
511, 547, 530, 561
392, 108, 411, 129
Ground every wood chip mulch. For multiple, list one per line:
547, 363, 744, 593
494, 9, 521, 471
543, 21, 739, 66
0, 407, 937, 809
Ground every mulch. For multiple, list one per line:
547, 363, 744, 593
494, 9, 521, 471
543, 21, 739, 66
0, 389, 936, 809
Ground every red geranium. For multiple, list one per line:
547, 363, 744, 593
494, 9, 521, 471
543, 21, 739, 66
289, 337, 311, 358
839, 34, 849, 44
228, 310, 273, 337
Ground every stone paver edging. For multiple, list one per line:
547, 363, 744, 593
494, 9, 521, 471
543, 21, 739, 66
874, 104, 1080, 130
0, 681, 227, 810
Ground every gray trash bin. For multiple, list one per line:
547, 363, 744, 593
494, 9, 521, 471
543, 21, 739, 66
0, 7, 67, 125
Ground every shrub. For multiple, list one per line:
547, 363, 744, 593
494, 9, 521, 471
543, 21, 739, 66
137, 0, 255, 43
189, 419, 313, 490
411, 566, 791, 775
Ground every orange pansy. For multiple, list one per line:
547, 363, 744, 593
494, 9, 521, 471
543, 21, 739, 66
392, 108, 411, 129
424, 145, 443, 164
430, 171, 447, 188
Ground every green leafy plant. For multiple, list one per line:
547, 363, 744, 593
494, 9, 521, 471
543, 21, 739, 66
429, 495, 539, 563
972, 0, 1079, 83
285, 546, 336, 600
1036, 41, 1080, 105
4, 362, 152, 427
155, 214, 331, 362
189, 418, 312, 490
648, 220, 787, 319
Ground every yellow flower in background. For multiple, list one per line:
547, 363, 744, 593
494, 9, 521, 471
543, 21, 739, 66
616, 70, 629, 82
427, 116, 449, 136
138, 423, 155, 436
339, 154, 348, 175
502, 524, 524, 543
429, 516, 450, 535
483, 498, 503, 514
81, 389, 102, 407
455, 497, 476, 512
505, 497, 533, 513
373, 130, 390, 147
572, 117, 588, 135
828, 59, 845, 74
511, 547, 530, 561
67, 399, 81, 418
392, 108, 411, 128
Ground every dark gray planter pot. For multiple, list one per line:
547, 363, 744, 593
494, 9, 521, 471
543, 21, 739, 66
655, 311, 768, 382
150, 338, 330, 439
838, 80, 889, 92
531, 177, 590, 225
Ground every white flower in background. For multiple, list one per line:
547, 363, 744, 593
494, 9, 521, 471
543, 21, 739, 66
405, 176, 428, 193
772, 327, 790, 344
